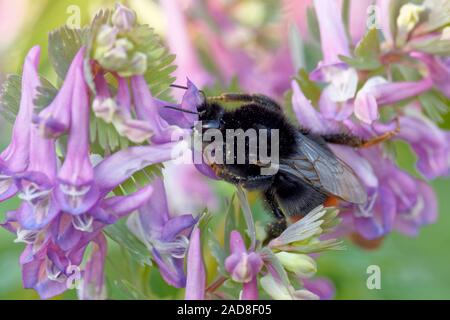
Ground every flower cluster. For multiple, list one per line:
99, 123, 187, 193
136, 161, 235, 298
0, 5, 199, 299
0, 0, 449, 300
166, 0, 450, 241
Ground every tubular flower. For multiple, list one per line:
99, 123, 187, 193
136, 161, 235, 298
55, 58, 100, 216
127, 177, 197, 288
185, 227, 206, 300
310, 0, 358, 102
34, 48, 85, 139
1, 46, 40, 202
354, 76, 433, 124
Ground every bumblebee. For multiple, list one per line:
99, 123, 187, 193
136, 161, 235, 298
167, 88, 398, 240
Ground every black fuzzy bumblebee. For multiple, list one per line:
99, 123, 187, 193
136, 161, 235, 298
167, 89, 396, 240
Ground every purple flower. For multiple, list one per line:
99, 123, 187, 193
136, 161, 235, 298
1, 46, 40, 201
310, 0, 358, 102
21, 239, 86, 299
55, 58, 100, 216
15, 124, 59, 230
93, 73, 153, 143
225, 231, 263, 300
131, 75, 186, 144
291, 80, 340, 134
163, 161, 218, 215
185, 227, 206, 300
34, 48, 85, 138
338, 147, 438, 239
410, 52, 450, 98
354, 76, 433, 124
396, 106, 450, 179
158, 78, 202, 129
302, 277, 335, 300
127, 177, 197, 288
78, 233, 107, 300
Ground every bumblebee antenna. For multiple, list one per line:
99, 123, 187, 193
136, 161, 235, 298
164, 105, 199, 115
170, 84, 189, 90
170, 84, 208, 102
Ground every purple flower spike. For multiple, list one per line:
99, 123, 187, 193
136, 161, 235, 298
225, 231, 263, 300
185, 227, 206, 300
1, 46, 41, 202
55, 63, 99, 215
127, 178, 197, 288
34, 48, 85, 138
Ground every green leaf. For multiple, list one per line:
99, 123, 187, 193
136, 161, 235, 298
34, 77, 58, 110
294, 69, 322, 105
111, 279, 151, 300
418, 90, 450, 123
339, 28, 382, 70
236, 186, 256, 251
0, 74, 22, 124
288, 23, 305, 71
208, 232, 227, 275
224, 194, 237, 254
0, 74, 58, 124
105, 221, 153, 267
306, 6, 321, 43
48, 26, 87, 80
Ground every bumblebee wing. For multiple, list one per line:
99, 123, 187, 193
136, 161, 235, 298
278, 134, 367, 204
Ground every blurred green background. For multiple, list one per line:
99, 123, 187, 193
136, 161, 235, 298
0, 0, 449, 300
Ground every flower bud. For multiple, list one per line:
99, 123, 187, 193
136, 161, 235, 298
397, 4, 425, 34
260, 273, 319, 300
120, 52, 148, 77
112, 4, 137, 30
96, 25, 118, 47
275, 252, 317, 278
101, 46, 128, 71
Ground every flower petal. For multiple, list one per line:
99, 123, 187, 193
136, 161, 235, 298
185, 227, 205, 300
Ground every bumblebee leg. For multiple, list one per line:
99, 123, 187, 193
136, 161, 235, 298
359, 123, 401, 148
208, 93, 281, 112
321, 120, 400, 148
263, 189, 287, 243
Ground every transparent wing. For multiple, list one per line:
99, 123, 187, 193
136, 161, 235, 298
279, 134, 367, 204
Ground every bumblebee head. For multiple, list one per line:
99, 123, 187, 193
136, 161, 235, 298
163, 84, 224, 129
